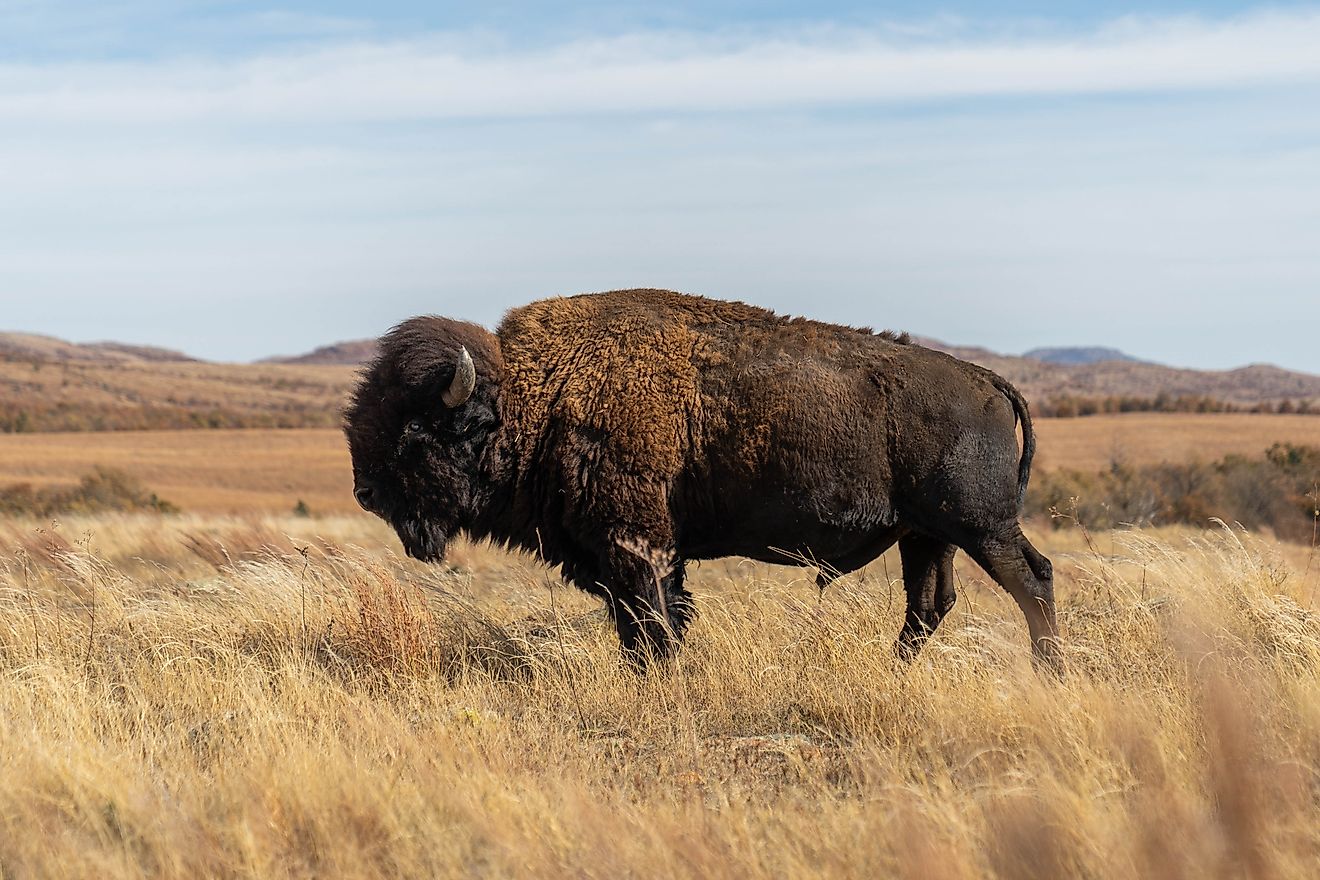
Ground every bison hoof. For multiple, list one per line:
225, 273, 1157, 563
1031, 637, 1066, 678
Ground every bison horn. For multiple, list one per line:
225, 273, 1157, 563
442, 346, 476, 407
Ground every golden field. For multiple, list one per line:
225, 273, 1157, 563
1031, 412, 1320, 473
0, 412, 1317, 514
1, 511, 1318, 878
1, 412, 1317, 876
0, 429, 355, 514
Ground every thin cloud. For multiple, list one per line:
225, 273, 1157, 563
3, 8, 1319, 371
2, 10, 1320, 123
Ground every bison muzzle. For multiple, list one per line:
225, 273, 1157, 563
344, 289, 1061, 671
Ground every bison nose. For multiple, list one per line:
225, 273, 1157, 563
354, 482, 378, 512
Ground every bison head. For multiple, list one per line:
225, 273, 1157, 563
343, 316, 502, 562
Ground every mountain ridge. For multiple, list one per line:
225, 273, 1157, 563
1023, 346, 1148, 366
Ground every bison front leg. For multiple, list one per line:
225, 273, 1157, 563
895, 534, 957, 661
601, 542, 693, 668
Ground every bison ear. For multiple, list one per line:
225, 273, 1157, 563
441, 346, 476, 408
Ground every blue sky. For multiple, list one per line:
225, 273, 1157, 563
2, 2, 1319, 370
5, 3, 1314, 56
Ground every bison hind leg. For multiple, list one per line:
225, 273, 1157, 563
894, 534, 958, 661
965, 525, 1062, 675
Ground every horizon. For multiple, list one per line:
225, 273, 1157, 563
5, 319, 1318, 377
3, 2, 1319, 371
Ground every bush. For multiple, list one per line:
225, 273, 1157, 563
1026, 443, 1320, 542
0, 467, 179, 516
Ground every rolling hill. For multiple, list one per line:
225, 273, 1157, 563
1, 334, 357, 432
261, 339, 378, 366
1, 329, 1317, 434
914, 338, 1320, 409
0, 332, 197, 365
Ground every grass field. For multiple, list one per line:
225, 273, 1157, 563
1, 512, 1317, 878
1032, 412, 1320, 472
1, 412, 1317, 876
0, 429, 354, 514
0, 413, 1316, 514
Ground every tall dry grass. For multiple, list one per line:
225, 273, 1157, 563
1, 514, 1318, 878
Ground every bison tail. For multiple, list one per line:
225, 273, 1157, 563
991, 375, 1035, 508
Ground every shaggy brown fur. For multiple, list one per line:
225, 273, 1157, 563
344, 289, 1060, 670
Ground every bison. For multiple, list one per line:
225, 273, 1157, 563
344, 289, 1061, 670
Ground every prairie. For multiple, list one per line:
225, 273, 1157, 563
2, 412, 1318, 514
1031, 412, 1320, 473
1, 512, 1318, 878
4, 328, 1317, 434
1, 409, 1317, 876
0, 429, 354, 514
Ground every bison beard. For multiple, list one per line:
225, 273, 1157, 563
394, 515, 447, 563
344, 289, 1063, 673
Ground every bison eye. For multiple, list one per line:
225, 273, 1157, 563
404, 418, 425, 435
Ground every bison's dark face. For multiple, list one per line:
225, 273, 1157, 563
343, 317, 502, 562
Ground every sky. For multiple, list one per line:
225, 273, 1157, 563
1, 2, 1318, 371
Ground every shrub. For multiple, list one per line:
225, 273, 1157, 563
1035, 394, 1320, 418
1026, 444, 1320, 541
0, 467, 179, 516
0, 400, 340, 433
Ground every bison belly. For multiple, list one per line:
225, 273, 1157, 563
674, 388, 899, 566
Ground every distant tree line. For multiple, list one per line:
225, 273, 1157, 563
1037, 393, 1319, 418
0, 401, 340, 433
1025, 443, 1320, 542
